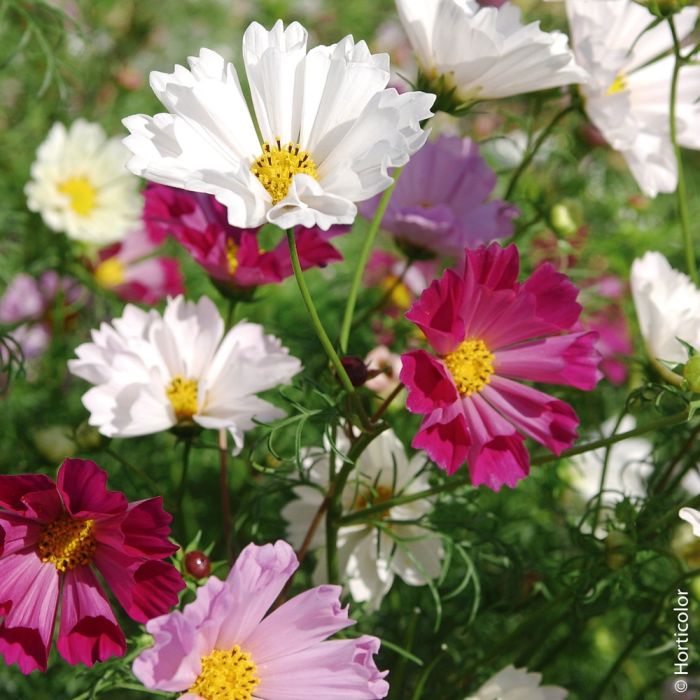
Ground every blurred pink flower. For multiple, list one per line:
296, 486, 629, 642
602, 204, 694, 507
365, 345, 403, 397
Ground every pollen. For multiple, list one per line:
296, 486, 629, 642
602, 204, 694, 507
94, 258, 126, 288
226, 239, 239, 276
166, 375, 199, 420
353, 485, 393, 519
58, 176, 98, 217
189, 646, 260, 700
606, 73, 628, 96
443, 339, 495, 396
251, 139, 318, 205
38, 515, 96, 572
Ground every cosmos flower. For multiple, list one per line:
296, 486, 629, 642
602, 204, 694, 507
68, 296, 301, 450
679, 508, 700, 538
132, 540, 389, 699
566, 0, 700, 196
282, 430, 443, 609
92, 226, 184, 305
0, 458, 184, 673
630, 252, 700, 379
465, 665, 568, 700
361, 136, 518, 257
25, 120, 142, 245
144, 184, 344, 291
395, 0, 587, 107
365, 346, 403, 397
401, 243, 601, 491
123, 20, 434, 230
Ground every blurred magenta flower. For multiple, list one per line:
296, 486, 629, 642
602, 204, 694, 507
0, 459, 184, 673
133, 540, 389, 699
401, 243, 601, 491
360, 137, 519, 258
0, 271, 85, 361
93, 226, 184, 304
144, 184, 345, 291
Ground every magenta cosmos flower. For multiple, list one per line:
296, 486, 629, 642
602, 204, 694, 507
0, 459, 185, 673
144, 184, 345, 291
401, 244, 602, 491
360, 136, 519, 258
133, 540, 389, 699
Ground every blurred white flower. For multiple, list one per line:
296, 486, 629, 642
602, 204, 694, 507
566, 0, 700, 197
679, 507, 700, 537
282, 429, 443, 609
630, 251, 700, 370
123, 20, 434, 231
465, 665, 568, 700
25, 120, 141, 246
69, 296, 301, 449
365, 346, 403, 397
395, 0, 586, 103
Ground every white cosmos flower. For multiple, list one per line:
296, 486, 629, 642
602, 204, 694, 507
395, 0, 587, 103
679, 507, 700, 538
25, 119, 142, 246
68, 295, 301, 450
566, 0, 700, 197
122, 20, 434, 231
630, 252, 700, 371
465, 665, 568, 700
281, 429, 443, 610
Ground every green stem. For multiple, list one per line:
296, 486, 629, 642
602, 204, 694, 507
104, 447, 163, 497
592, 410, 627, 531
668, 17, 698, 285
176, 440, 192, 516
339, 168, 402, 353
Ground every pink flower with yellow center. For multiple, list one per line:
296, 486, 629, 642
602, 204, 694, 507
0, 459, 184, 673
401, 243, 602, 491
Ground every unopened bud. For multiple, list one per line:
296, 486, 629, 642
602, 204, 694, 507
340, 356, 369, 387
551, 204, 578, 237
185, 550, 211, 579
638, 0, 691, 17
75, 421, 109, 451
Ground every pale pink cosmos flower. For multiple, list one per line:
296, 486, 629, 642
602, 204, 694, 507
133, 540, 389, 699
365, 346, 403, 397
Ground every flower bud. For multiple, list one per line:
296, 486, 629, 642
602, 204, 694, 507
185, 550, 211, 579
340, 356, 369, 387
75, 421, 110, 451
638, 0, 691, 17
683, 355, 700, 393
550, 204, 578, 237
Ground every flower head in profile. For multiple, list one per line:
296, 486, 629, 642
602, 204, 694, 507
465, 665, 567, 700
93, 226, 184, 304
566, 0, 700, 196
69, 296, 301, 450
395, 0, 587, 110
401, 244, 602, 491
0, 459, 184, 673
26, 120, 142, 246
123, 20, 434, 231
361, 136, 518, 258
144, 184, 344, 291
282, 430, 443, 609
133, 540, 389, 699
630, 251, 700, 382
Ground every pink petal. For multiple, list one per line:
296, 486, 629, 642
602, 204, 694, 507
463, 242, 520, 290
401, 350, 459, 413
412, 403, 471, 476
0, 513, 42, 557
118, 258, 185, 305
521, 262, 582, 330
119, 497, 178, 558
56, 566, 126, 666
57, 459, 127, 519
0, 474, 60, 521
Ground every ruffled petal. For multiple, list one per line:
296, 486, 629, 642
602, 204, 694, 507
401, 350, 459, 413
57, 459, 127, 519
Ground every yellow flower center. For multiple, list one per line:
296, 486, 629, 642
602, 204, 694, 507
251, 139, 318, 205
37, 515, 96, 572
606, 73, 628, 96
94, 258, 126, 288
226, 239, 239, 276
58, 176, 98, 216
353, 485, 393, 519
443, 339, 495, 396
380, 276, 412, 311
166, 375, 199, 420
189, 646, 260, 700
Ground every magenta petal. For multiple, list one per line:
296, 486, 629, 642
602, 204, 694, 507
246, 585, 353, 664
0, 514, 42, 557
0, 474, 58, 519
464, 242, 520, 290
120, 498, 178, 558
522, 262, 582, 330
57, 566, 125, 666
57, 459, 127, 518
401, 350, 459, 413
412, 404, 471, 476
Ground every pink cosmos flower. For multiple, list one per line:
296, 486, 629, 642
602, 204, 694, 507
144, 184, 345, 291
0, 459, 185, 673
92, 226, 184, 305
401, 243, 601, 491
133, 540, 389, 699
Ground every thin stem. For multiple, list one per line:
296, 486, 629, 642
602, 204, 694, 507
370, 382, 404, 424
104, 447, 162, 497
504, 104, 576, 202
591, 410, 627, 531
176, 440, 192, 517
668, 17, 697, 285
654, 422, 700, 494
218, 428, 233, 563
339, 168, 402, 353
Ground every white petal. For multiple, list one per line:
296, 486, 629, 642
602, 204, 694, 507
679, 508, 700, 538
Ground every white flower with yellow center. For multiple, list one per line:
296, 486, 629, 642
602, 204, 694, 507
68, 296, 301, 450
122, 20, 435, 231
282, 429, 443, 610
465, 665, 568, 700
25, 119, 142, 245
566, 0, 700, 197
395, 0, 587, 104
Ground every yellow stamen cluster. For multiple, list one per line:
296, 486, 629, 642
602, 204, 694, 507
606, 73, 628, 96
94, 258, 126, 288
443, 339, 495, 396
251, 139, 318, 204
38, 516, 96, 572
226, 239, 240, 276
189, 646, 260, 700
58, 176, 98, 217
380, 276, 412, 311
353, 485, 394, 519
166, 375, 199, 420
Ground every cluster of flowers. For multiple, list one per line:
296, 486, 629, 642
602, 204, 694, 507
2, 0, 700, 698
